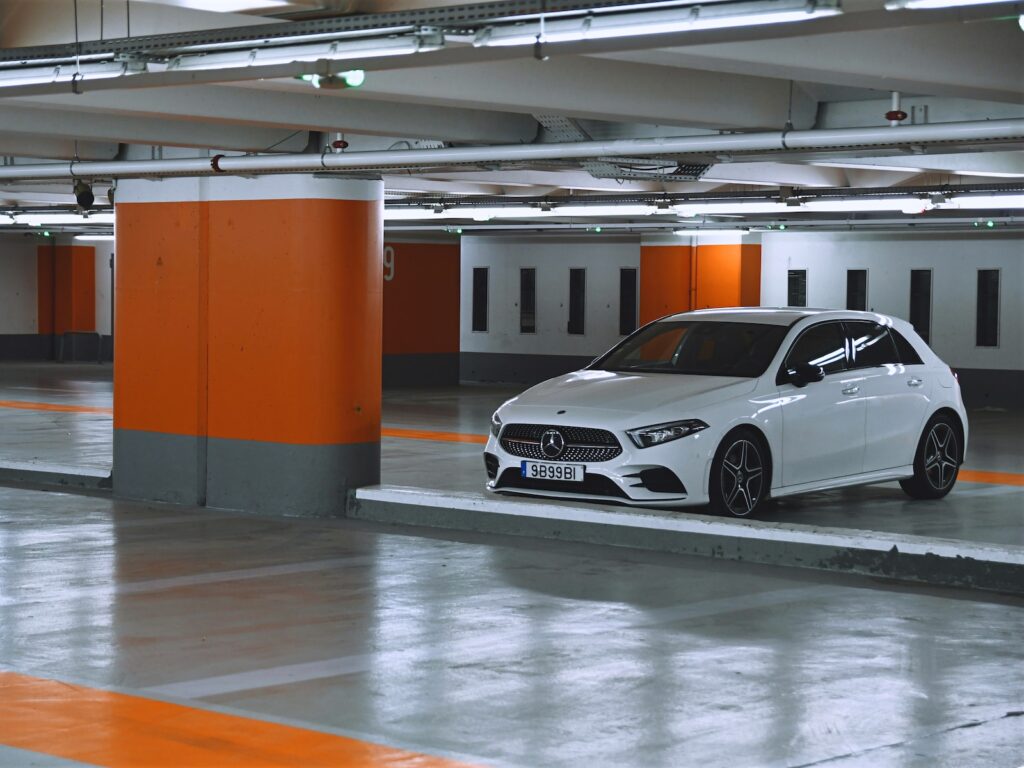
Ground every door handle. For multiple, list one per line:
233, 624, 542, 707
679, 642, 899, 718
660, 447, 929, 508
907, 378, 923, 388
842, 385, 859, 395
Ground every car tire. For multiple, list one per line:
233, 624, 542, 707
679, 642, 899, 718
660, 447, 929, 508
709, 429, 771, 518
900, 414, 961, 500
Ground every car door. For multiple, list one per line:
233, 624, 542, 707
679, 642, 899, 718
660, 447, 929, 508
778, 320, 867, 487
845, 320, 934, 473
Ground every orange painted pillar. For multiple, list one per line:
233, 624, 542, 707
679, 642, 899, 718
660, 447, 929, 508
382, 240, 460, 385
113, 175, 383, 513
693, 243, 762, 309
37, 244, 96, 335
639, 244, 692, 325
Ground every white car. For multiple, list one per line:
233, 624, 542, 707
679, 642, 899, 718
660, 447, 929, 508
484, 308, 968, 517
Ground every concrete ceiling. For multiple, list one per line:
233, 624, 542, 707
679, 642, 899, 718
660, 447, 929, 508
0, 0, 1021, 229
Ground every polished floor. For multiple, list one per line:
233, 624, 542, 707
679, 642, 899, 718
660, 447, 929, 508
2, 486, 1024, 767
1, 363, 1024, 766
0, 363, 1021, 545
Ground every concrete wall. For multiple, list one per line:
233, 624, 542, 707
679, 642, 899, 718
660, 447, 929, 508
460, 235, 641, 383
0, 235, 38, 333
761, 231, 1024, 406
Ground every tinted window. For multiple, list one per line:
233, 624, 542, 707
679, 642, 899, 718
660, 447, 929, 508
909, 269, 931, 344
520, 268, 536, 334
594, 321, 788, 378
846, 321, 899, 369
568, 268, 585, 335
619, 268, 638, 336
785, 322, 846, 375
471, 267, 488, 332
846, 270, 867, 311
891, 329, 924, 365
788, 270, 807, 307
977, 269, 999, 347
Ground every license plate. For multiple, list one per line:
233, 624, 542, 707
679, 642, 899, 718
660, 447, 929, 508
521, 461, 585, 482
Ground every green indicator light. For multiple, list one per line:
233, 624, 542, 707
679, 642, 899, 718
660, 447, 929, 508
341, 69, 366, 88
594, 226, 602, 233
986, 220, 995, 228
778, 224, 787, 231
456, 228, 463, 234
43, 231, 50, 237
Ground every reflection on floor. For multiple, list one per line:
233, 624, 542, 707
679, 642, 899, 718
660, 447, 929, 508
1, 485, 1023, 767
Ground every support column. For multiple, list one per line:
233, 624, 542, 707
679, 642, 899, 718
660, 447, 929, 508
113, 174, 383, 515
639, 242, 692, 324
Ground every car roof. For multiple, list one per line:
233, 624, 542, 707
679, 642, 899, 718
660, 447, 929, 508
660, 307, 894, 326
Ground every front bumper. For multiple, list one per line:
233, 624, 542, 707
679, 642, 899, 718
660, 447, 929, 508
484, 428, 715, 507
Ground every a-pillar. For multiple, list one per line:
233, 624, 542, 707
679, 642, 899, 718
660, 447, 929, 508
113, 175, 383, 515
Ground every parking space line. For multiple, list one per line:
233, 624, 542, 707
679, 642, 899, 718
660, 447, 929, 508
0, 671, 474, 768
382, 427, 487, 444
0, 399, 113, 415
958, 469, 1024, 487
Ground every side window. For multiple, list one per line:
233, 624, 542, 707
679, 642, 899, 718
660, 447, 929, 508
891, 329, 924, 366
784, 322, 847, 375
846, 321, 899, 369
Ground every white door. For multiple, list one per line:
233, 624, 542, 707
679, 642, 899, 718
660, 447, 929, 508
846, 321, 933, 473
778, 321, 867, 487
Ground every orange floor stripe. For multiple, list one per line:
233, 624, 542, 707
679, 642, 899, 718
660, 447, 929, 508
382, 427, 488, 445
958, 469, 1024, 487
0, 671, 473, 768
0, 399, 113, 415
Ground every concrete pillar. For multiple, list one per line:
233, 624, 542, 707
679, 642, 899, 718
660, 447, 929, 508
382, 239, 460, 386
113, 174, 383, 515
640, 235, 761, 320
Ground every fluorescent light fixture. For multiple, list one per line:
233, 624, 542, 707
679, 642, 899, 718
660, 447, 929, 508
810, 161, 927, 173
474, 0, 840, 47
384, 204, 661, 221
949, 194, 1024, 209
953, 170, 1024, 179
74, 234, 115, 241
168, 31, 442, 71
801, 198, 929, 213
675, 229, 749, 237
675, 202, 793, 216
167, 0, 292, 11
0, 60, 145, 88
11, 213, 115, 226
885, 0, 1017, 9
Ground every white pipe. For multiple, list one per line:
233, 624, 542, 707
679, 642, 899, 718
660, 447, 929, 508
890, 91, 902, 127
0, 119, 1021, 181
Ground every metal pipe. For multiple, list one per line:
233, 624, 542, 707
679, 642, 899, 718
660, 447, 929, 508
0, 118, 1022, 181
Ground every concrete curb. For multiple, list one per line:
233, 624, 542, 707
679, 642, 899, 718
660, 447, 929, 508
0, 461, 112, 493
351, 486, 1024, 595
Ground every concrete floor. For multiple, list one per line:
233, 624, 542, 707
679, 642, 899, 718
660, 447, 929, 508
1, 485, 1023, 767
1, 363, 1023, 765
1, 363, 1020, 546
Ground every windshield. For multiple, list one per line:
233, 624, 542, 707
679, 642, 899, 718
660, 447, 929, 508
593, 320, 789, 378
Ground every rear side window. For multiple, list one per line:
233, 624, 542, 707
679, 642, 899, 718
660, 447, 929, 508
784, 322, 847, 375
890, 329, 924, 365
845, 321, 899, 369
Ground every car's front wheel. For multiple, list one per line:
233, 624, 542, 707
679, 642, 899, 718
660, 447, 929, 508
900, 414, 961, 500
710, 429, 770, 517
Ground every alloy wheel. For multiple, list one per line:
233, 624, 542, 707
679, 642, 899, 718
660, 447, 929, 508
924, 422, 959, 491
720, 438, 764, 516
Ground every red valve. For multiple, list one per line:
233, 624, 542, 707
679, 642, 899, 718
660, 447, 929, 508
885, 109, 908, 122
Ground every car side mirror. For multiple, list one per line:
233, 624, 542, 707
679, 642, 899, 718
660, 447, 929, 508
784, 363, 826, 388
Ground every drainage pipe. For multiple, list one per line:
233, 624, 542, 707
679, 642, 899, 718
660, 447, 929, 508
0, 118, 1022, 181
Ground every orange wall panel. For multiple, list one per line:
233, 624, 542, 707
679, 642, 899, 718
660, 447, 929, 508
740, 244, 762, 306
114, 203, 206, 437
382, 242, 460, 355
694, 245, 742, 309
36, 245, 95, 334
205, 199, 382, 445
639, 245, 692, 324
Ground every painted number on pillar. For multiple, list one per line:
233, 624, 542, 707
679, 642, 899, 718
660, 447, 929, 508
383, 246, 396, 282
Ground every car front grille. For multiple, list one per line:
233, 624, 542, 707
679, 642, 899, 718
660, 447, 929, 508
499, 423, 623, 463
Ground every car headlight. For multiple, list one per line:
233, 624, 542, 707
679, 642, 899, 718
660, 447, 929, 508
490, 412, 503, 438
626, 419, 709, 449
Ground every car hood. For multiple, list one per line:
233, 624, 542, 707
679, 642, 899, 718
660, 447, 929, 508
499, 369, 757, 425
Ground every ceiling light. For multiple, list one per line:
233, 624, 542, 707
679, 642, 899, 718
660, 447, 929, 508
674, 229, 750, 237
810, 161, 927, 173
9, 213, 116, 226
167, 31, 442, 72
474, 0, 840, 47
949, 194, 1024, 209
885, 0, 1018, 8
675, 202, 793, 216
0, 60, 145, 89
171, 0, 291, 11
74, 235, 115, 241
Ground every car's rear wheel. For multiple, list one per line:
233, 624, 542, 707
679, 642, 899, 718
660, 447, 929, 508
710, 429, 770, 517
900, 414, 960, 500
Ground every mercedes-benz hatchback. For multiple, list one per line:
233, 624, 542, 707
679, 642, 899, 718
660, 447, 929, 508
484, 308, 968, 517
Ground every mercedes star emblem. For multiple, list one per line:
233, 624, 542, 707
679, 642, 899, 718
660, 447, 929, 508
540, 429, 566, 459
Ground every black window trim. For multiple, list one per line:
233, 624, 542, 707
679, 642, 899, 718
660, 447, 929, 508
776, 319, 850, 385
